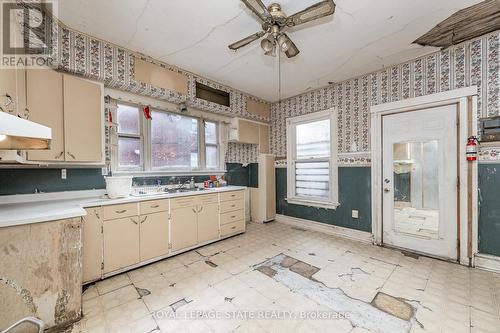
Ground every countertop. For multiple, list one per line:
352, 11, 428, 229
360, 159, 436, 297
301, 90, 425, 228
0, 186, 246, 228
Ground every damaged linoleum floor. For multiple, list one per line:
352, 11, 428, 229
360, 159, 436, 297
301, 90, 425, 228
71, 222, 500, 333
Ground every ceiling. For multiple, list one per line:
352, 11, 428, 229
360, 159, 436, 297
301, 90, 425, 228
58, 0, 482, 102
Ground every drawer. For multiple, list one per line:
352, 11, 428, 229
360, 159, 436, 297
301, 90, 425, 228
103, 203, 138, 220
140, 199, 169, 215
220, 190, 244, 202
220, 199, 244, 213
220, 210, 244, 225
221, 220, 245, 237
171, 196, 197, 209
197, 194, 218, 205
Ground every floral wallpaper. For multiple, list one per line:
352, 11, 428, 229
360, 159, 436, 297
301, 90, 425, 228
27, 12, 267, 164
271, 30, 500, 166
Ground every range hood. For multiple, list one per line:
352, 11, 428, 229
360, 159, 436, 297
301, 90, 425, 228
0, 112, 52, 150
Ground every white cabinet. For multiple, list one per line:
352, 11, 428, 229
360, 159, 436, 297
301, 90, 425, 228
197, 203, 219, 244
26, 70, 104, 163
229, 118, 260, 144
140, 211, 169, 261
170, 206, 198, 252
103, 216, 140, 274
82, 207, 103, 283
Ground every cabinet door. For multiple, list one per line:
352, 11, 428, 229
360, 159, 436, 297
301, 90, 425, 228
0, 68, 25, 116
82, 208, 103, 283
103, 217, 140, 274
63, 75, 103, 162
170, 206, 197, 252
26, 70, 65, 161
140, 212, 169, 262
238, 119, 259, 144
259, 124, 269, 153
197, 203, 219, 244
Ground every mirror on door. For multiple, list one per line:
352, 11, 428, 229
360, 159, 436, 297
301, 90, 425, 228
393, 141, 439, 239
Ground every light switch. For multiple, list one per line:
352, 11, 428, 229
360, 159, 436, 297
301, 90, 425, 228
61, 169, 67, 180
352, 210, 359, 219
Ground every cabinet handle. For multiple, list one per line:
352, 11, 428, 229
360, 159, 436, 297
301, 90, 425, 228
95, 211, 100, 219
130, 218, 138, 225
231, 204, 236, 208
115, 209, 127, 214
198, 206, 203, 213
231, 216, 236, 219
192, 208, 197, 213
231, 226, 236, 230
55, 151, 64, 159
67, 152, 76, 159
140, 216, 148, 224
150, 204, 160, 208
231, 194, 236, 197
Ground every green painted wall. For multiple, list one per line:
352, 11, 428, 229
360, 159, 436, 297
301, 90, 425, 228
478, 164, 500, 256
276, 167, 372, 232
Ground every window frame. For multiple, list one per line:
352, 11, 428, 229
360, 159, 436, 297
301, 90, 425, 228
113, 103, 224, 175
115, 102, 144, 172
286, 108, 339, 209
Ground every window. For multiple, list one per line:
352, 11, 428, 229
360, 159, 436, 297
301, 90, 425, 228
115, 103, 221, 173
151, 111, 199, 170
116, 104, 143, 170
286, 109, 339, 209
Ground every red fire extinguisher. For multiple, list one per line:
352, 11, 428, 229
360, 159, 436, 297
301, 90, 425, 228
466, 136, 479, 161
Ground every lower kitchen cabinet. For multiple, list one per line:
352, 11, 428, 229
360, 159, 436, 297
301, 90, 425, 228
82, 207, 103, 283
103, 216, 140, 274
170, 206, 198, 252
139, 211, 169, 262
197, 203, 219, 244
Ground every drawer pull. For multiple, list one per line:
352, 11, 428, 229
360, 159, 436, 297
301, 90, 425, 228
231, 216, 236, 219
150, 204, 160, 208
115, 209, 127, 214
231, 226, 236, 230
231, 194, 236, 197
231, 204, 236, 208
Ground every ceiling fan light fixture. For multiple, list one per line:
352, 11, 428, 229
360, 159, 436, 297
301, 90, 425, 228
277, 34, 291, 51
260, 36, 275, 53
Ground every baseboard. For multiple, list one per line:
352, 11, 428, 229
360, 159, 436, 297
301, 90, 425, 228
475, 253, 500, 273
275, 214, 374, 244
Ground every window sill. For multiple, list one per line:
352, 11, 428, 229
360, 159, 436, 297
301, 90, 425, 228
285, 197, 340, 210
113, 170, 227, 177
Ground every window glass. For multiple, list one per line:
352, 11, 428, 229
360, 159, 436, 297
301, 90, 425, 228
118, 137, 141, 168
295, 161, 330, 199
296, 119, 330, 159
205, 122, 217, 144
151, 111, 199, 169
117, 104, 140, 135
206, 146, 218, 169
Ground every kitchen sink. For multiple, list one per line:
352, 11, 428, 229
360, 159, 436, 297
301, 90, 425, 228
130, 186, 207, 197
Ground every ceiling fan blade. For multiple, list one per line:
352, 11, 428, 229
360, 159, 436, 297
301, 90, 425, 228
286, 0, 336, 27
284, 36, 300, 58
228, 31, 265, 50
240, 0, 270, 22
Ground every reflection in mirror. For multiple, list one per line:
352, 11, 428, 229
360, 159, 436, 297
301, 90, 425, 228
393, 141, 439, 239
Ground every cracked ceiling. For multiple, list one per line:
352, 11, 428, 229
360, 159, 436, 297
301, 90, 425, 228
58, 0, 482, 102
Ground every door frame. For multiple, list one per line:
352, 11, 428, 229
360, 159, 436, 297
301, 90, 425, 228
370, 87, 478, 265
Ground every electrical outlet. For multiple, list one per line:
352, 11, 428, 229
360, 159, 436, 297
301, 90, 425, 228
352, 210, 359, 219
61, 169, 67, 180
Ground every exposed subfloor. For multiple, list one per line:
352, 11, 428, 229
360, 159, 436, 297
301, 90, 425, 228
71, 221, 500, 333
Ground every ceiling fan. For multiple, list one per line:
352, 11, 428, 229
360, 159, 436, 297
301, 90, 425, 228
229, 0, 336, 58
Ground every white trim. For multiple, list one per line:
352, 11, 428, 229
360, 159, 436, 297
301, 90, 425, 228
275, 214, 373, 244
475, 253, 500, 274
370, 87, 478, 114
370, 88, 478, 265
286, 108, 339, 209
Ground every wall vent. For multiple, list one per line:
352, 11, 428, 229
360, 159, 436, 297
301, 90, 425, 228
196, 82, 230, 107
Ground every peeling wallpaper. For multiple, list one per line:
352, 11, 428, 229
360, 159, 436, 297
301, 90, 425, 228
271, 30, 500, 165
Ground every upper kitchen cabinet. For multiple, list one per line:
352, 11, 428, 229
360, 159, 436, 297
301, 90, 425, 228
63, 74, 104, 162
229, 118, 260, 144
26, 69, 65, 162
26, 70, 104, 164
0, 67, 27, 117
134, 58, 188, 96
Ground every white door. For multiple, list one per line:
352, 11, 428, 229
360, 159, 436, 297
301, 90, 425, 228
382, 104, 458, 259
